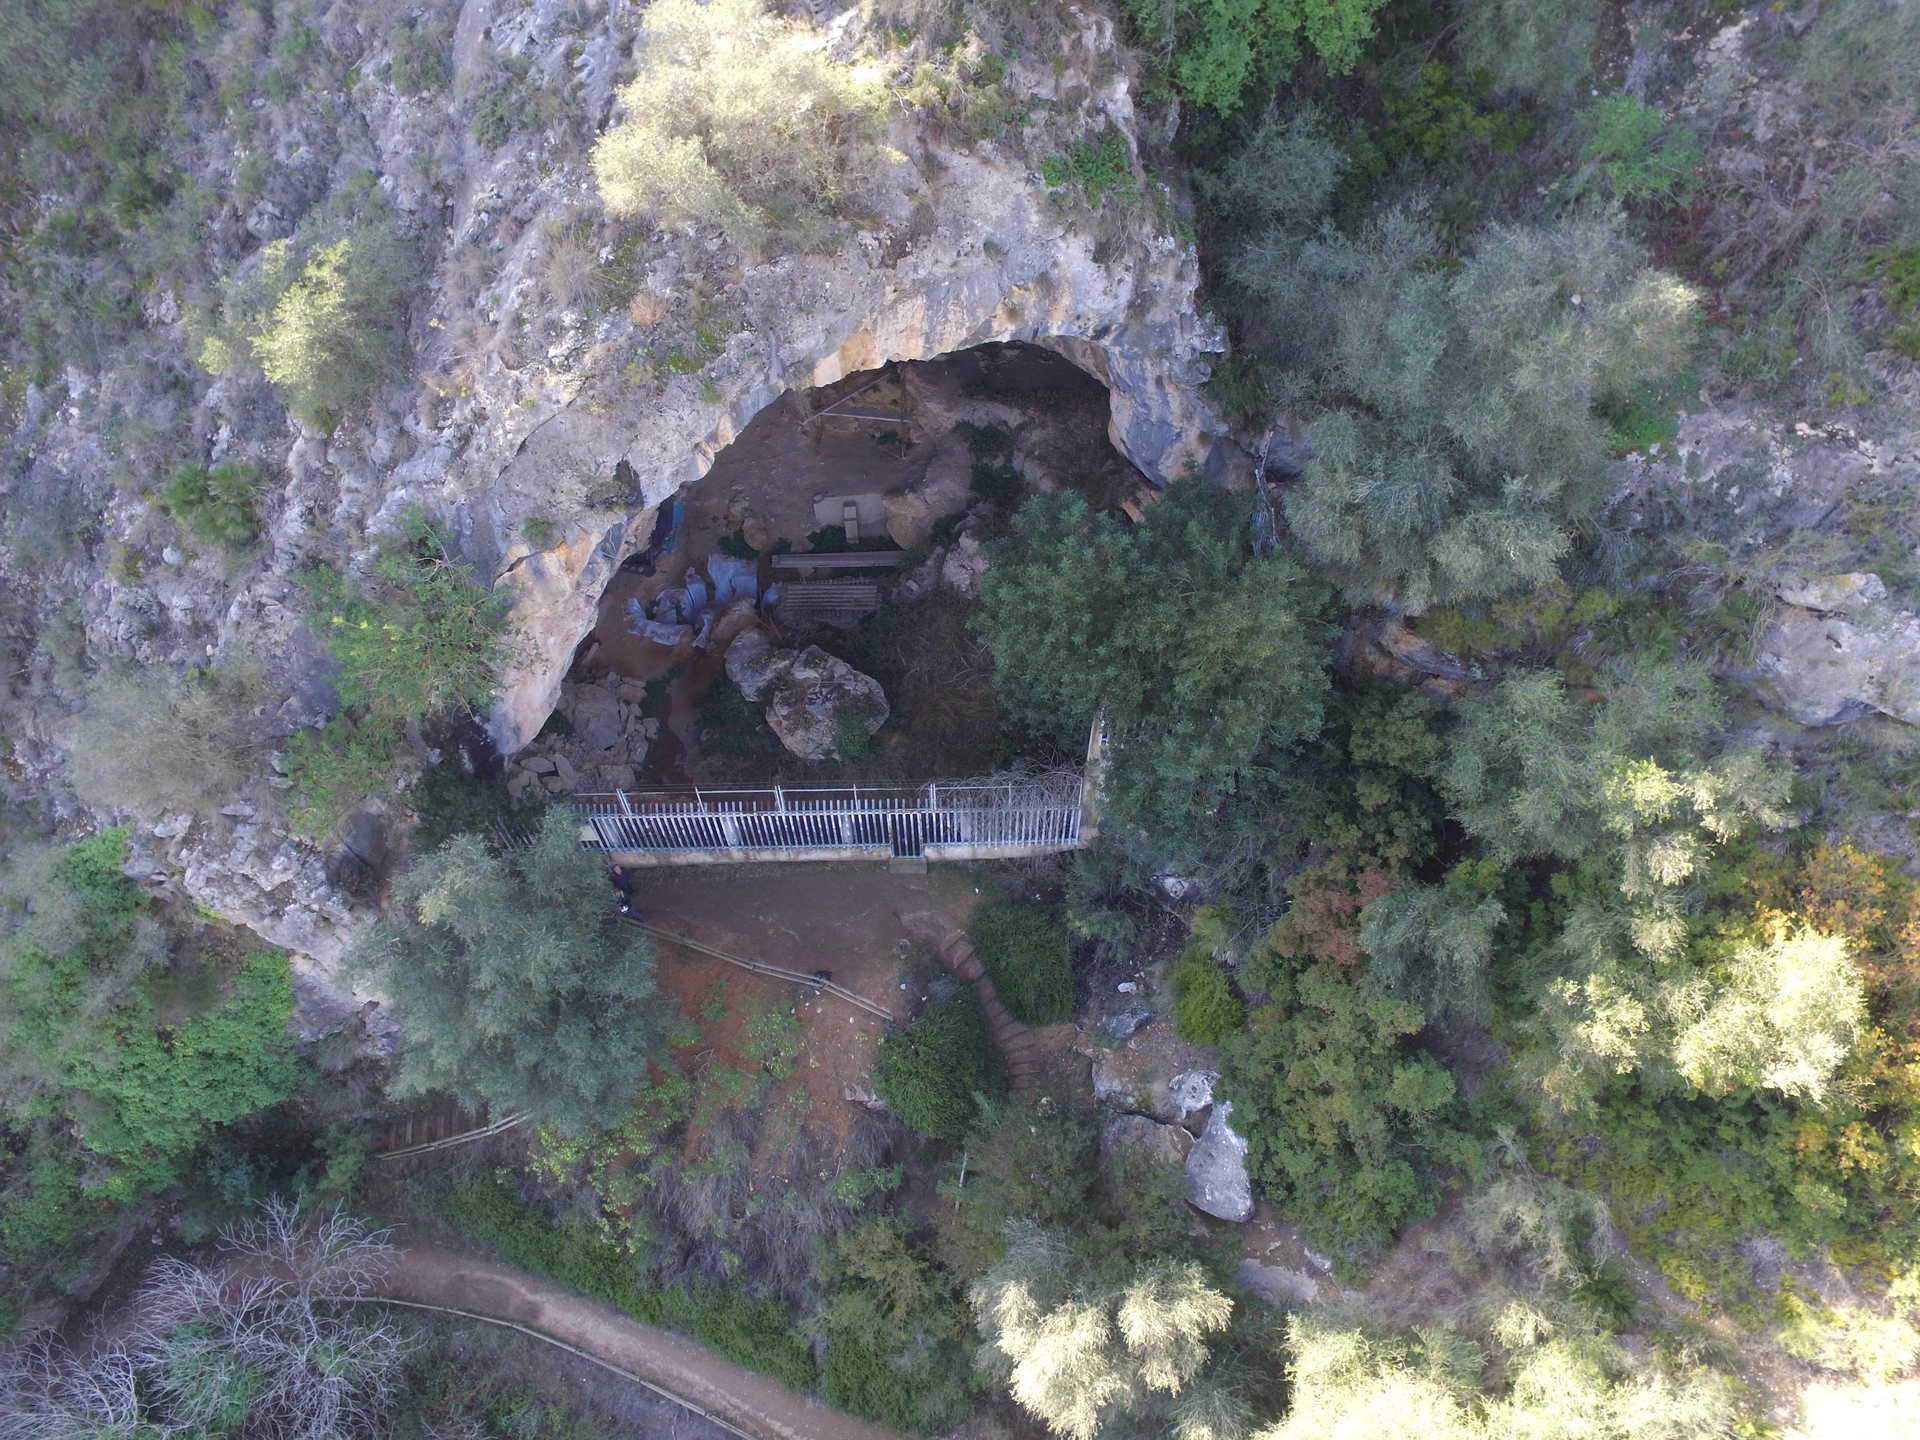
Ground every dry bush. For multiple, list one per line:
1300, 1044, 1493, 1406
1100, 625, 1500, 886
68, 668, 261, 819
539, 222, 613, 313
590, 0, 887, 255
0, 1201, 406, 1439
132, 1200, 408, 1437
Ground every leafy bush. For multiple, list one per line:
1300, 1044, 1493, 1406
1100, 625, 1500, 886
1040, 132, 1137, 208
873, 990, 1000, 1139
350, 810, 670, 1136
236, 225, 417, 429
968, 900, 1074, 1025
69, 669, 260, 820
1170, 954, 1245, 1044
1575, 96, 1703, 206
309, 512, 511, 723
2, 831, 305, 1205
283, 716, 403, 841
590, 0, 886, 255
427, 1178, 816, 1391
162, 461, 258, 549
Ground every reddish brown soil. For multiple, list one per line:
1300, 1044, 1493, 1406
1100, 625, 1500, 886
633, 862, 983, 1158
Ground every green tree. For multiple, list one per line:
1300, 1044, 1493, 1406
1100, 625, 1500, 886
349, 809, 670, 1135
970, 1222, 1235, 1440
1222, 948, 1462, 1250
1264, 1310, 1737, 1440
1118, 0, 1391, 114
1359, 860, 1506, 1021
821, 1216, 977, 1432
243, 226, 416, 429
975, 479, 1333, 844
873, 989, 1001, 1140
1671, 925, 1865, 1102
1224, 195, 1696, 611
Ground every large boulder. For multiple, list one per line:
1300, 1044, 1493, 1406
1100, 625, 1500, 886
723, 631, 889, 761
1185, 1100, 1254, 1222
1752, 599, 1920, 727
567, 683, 625, 751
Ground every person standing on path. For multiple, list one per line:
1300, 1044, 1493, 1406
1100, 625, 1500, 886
608, 863, 641, 920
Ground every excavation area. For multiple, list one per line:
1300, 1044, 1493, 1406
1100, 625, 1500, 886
503, 341, 1146, 805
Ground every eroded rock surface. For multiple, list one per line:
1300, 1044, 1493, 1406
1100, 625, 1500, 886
1754, 576, 1920, 727
1185, 1100, 1255, 1222
7, 0, 1240, 1024
724, 631, 888, 761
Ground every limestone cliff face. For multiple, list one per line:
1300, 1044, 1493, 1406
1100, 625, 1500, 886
477, 135, 1233, 754
0, 0, 1235, 1025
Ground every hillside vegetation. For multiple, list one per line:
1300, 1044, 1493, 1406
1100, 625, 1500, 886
5, 0, 1920, 1436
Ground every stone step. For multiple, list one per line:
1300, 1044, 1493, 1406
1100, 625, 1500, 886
887, 856, 929, 875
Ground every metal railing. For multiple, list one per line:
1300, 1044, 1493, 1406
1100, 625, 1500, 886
574, 780, 1085, 858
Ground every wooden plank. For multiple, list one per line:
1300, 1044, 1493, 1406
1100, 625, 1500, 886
770, 550, 907, 570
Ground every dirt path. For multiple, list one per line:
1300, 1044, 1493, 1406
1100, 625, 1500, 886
376, 1243, 908, 1440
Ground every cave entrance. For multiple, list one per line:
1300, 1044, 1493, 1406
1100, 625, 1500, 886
508, 341, 1143, 808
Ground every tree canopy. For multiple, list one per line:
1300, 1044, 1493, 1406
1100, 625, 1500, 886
974, 479, 1334, 847
350, 809, 670, 1135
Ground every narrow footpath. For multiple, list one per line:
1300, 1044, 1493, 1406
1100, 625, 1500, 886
375, 1243, 909, 1440
935, 930, 1045, 1093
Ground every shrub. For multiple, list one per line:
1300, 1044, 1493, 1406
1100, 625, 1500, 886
969, 900, 1074, 1025
1574, 95, 1703, 207
873, 990, 1000, 1139
1170, 955, 1245, 1044
350, 810, 671, 1136
590, 0, 886, 255
68, 669, 260, 820
283, 716, 403, 841
242, 225, 416, 429
308, 511, 510, 723
1040, 132, 1137, 208
161, 461, 258, 549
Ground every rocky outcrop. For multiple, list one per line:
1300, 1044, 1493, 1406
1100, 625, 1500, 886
1101, 1112, 1193, 1170
1185, 1100, 1254, 1222
7, 0, 1238, 1019
1753, 574, 1920, 727
504, 675, 662, 800
724, 631, 888, 761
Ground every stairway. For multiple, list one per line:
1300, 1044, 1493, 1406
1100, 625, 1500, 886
936, 930, 1045, 1095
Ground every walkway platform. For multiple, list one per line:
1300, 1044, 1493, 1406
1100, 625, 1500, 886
575, 779, 1090, 866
